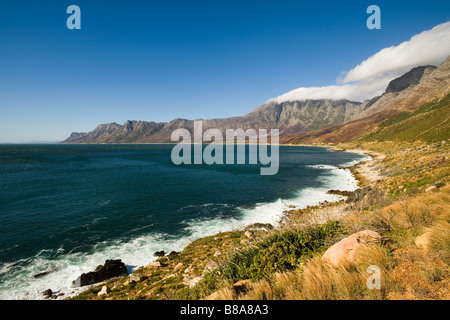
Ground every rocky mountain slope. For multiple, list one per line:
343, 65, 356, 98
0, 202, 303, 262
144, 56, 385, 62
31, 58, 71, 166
64, 99, 365, 143
64, 56, 449, 144
280, 56, 450, 144
360, 94, 450, 143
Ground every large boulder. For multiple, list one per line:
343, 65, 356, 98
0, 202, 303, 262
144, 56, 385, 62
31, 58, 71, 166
322, 230, 381, 267
73, 259, 128, 287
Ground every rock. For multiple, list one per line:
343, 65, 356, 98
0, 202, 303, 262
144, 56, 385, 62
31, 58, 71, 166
187, 276, 202, 288
244, 231, 253, 239
244, 223, 274, 231
167, 251, 180, 258
322, 230, 381, 268
147, 261, 161, 268
33, 266, 58, 279
163, 273, 176, 280
153, 250, 165, 257
98, 286, 110, 297
34, 271, 51, 279
174, 262, 184, 270
204, 261, 218, 272
184, 265, 195, 274
43, 289, 53, 298
385, 65, 436, 94
73, 259, 128, 287
233, 279, 252, 295
129, 273, 145, 283
425, 185, 437, 192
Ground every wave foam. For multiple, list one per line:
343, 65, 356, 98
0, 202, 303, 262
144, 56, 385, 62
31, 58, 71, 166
0, 158, 365, 300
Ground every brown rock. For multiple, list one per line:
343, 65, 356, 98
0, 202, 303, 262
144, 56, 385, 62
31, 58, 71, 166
129, 273, 145, 283
174, 262, 184, 270
42, 289, 53, 298
184, 265, 195, 274
146, 261, 161, 268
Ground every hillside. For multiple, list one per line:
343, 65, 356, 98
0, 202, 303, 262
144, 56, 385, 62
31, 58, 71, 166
280, 56, 450, 144
361, 94, 450, 143
67, 89, 450, 300
61, 53, 450, 302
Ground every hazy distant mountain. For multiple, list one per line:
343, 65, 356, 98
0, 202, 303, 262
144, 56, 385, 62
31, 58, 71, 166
63, 57, 449, 144
63, 99, 365, 143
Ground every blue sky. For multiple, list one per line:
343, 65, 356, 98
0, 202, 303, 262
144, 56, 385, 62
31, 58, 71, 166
1, 1, 449, 142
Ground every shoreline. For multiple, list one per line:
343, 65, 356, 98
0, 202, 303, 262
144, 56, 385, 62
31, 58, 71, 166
278, 147, 385, 230
62, 146, 383, 300
0, 144, 382, 300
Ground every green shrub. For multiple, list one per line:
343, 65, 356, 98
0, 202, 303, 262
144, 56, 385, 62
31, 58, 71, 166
221, 220, 344, 282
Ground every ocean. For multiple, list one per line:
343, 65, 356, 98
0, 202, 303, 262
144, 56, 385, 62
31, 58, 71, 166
0, 144, 368, 299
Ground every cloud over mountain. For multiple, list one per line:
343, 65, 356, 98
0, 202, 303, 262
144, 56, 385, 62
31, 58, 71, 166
270, 22, 450, 103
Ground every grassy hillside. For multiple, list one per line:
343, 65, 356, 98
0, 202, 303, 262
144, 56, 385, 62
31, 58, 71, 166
361, 94, 450, 143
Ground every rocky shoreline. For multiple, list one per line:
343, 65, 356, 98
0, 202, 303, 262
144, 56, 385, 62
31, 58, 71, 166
41, 148, 382, 300
31, 146, 382, 300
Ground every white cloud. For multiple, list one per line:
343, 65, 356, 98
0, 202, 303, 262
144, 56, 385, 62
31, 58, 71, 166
270, 22, 450, 103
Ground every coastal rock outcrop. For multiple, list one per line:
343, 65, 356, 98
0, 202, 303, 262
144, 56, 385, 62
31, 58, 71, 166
153, 250, 166, 257
73, 259, 128, 287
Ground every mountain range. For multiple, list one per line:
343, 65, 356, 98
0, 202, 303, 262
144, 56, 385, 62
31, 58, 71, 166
63, 55, 450, 144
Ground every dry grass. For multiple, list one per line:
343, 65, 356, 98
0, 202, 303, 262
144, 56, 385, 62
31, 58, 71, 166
210, 185, 450, 301
388, 248, 450, 300
71, 140, 449, 301
204, 166, 450, 301
346, 185, 450, 241
227, 245, 394, 300
422, 220, 450, 264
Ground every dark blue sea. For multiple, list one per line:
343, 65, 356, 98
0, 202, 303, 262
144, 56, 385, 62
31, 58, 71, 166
0, 144, 367, 299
